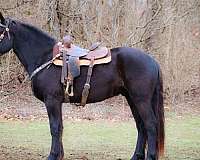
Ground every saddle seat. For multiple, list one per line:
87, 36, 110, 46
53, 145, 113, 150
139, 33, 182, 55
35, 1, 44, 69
65, 44, 108, 59
65, 45, 89, 57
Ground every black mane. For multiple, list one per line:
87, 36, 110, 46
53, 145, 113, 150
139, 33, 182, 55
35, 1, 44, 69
10, 18, 57, 74
18, 19, 56, 43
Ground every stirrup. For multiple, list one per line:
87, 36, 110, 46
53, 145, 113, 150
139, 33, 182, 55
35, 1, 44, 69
65, 81, 74, 96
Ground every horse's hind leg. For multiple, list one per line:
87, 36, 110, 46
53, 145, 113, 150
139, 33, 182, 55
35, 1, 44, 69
125, 94, 146, 160
45, 96, 64, 160
133, 97, 158, 160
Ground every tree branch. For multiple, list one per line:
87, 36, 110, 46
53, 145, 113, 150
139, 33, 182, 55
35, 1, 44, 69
1, 0, 33, 11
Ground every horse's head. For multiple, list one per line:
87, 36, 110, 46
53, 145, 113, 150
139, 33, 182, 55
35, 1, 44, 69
0, 12, 15, 55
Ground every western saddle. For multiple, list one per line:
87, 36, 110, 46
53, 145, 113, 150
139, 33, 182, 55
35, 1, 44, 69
53, 37, 111, 106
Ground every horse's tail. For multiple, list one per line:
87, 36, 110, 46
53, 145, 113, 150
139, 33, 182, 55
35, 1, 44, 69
152, 64, 165, 157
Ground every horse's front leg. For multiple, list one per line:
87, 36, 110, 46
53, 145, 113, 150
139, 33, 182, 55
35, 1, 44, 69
45, 96, 64, 160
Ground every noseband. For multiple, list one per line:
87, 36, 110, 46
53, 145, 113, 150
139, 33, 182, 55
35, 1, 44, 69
0, 20, 10, 42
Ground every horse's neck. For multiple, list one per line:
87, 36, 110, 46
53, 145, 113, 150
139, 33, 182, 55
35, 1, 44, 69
13, 23, 56, 75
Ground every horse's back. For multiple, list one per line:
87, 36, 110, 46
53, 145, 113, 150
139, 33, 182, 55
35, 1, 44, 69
112, 47, 158, 68
113, 47, 159, 75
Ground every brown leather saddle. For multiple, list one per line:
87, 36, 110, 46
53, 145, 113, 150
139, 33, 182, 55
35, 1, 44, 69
53, 42, 111, 106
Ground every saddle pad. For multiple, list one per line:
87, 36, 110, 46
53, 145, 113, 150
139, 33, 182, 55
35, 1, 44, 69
53, 51, 111, 66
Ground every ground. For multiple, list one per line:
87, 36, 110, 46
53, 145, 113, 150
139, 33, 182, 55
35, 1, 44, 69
0, 84, 199, 160
0, 116, 199, 160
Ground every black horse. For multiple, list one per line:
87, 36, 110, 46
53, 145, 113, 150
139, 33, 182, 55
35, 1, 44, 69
0, 13, 164, 160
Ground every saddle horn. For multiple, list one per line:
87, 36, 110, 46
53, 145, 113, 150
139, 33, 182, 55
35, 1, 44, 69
0, 12, 5, 23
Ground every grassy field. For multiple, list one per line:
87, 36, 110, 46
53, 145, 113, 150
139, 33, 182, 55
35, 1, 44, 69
0, 114, 199, 160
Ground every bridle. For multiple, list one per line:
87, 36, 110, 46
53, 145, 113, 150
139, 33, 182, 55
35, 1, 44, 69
0, 19, 58, 80
0, 20, 10, 42
0, 18, 51, 80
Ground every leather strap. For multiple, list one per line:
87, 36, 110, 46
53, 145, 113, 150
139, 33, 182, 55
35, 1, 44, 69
81, 57, 95, 106
61, 51, 72, 101
61, 51, 68, 84
0, 19, 10, 42
30, 53, 61, 80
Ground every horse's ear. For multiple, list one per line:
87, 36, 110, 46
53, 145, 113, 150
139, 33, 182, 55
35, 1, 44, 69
0, 12, 5, 23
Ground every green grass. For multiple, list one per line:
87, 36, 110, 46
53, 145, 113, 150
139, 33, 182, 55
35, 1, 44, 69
164, 115, 200, 160
0, 115, 199, 160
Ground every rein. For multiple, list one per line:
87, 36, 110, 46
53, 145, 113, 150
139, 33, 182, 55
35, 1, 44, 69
0, 20, 10, 42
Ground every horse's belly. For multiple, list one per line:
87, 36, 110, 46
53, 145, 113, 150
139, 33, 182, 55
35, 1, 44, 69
70, 61, 122, 103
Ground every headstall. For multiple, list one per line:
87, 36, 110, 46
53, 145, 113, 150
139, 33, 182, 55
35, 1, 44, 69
0, 20, 10, 42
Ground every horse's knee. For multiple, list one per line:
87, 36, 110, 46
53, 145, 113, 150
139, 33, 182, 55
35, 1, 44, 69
50, 122, 63, 137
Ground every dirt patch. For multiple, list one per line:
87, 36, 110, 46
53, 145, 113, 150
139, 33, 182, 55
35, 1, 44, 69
0, 83, 133, 121
0, 145, 46, 160
0, 145, 126, 160
0, 84, 199, 121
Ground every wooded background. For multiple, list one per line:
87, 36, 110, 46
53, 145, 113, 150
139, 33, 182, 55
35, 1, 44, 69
0, 0, 199, 108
